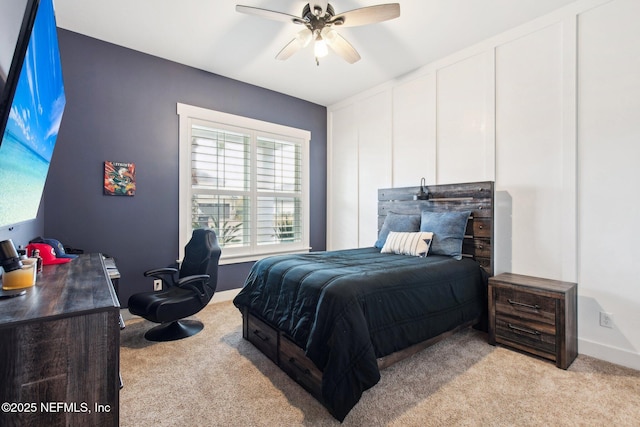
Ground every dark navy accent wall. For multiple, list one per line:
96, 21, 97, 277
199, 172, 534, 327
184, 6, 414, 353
44, 29, 327, 306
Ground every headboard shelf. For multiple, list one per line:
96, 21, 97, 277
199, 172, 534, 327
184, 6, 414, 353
378, 181, 495, 276
427, 197, 474, 202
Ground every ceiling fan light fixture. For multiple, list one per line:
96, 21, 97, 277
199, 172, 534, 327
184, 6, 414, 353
314, 36, 328, 58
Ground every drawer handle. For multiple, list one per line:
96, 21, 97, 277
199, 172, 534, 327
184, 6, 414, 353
252, 329, 270, 342
508, 323, 541, 336
289, 357, 311, 376
508, 299, 540, 310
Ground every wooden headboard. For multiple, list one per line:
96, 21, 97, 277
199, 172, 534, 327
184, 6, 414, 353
378, 181, 494, 276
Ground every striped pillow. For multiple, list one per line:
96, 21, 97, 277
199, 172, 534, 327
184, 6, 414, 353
380, 231, 434, 257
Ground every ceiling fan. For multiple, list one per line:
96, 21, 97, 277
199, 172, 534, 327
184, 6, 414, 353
236, 2, 400, 65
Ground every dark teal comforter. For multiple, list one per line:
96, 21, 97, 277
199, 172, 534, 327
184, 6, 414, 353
233, 247, 487, 421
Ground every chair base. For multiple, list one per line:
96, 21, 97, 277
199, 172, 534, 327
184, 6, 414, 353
144, 319, 204, 342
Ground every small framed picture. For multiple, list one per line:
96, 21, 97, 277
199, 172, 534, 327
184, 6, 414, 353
104, 161, 136, 196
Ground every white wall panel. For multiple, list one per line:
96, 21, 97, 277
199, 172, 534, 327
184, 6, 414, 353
495, 23, 567, 280
357, 91, 393, 247
392, 74, 436, 187
436, 52, 495, 184
326, 0, 639, 371
577, 0, 640, 368
327, 104, 359, 250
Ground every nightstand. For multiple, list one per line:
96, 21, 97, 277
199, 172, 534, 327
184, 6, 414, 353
488, 273, 577, 369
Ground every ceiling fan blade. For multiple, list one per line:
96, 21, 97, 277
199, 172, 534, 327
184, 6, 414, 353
331, 3, 400, 28
322, 29, 361, 64
236, 5, 306, 25
276, 29, 313, 60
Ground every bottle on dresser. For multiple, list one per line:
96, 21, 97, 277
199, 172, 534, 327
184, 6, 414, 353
31, 249, 43, 273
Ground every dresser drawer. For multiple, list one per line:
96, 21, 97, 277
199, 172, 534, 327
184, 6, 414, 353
246, 314, 279, 363
494, 287, 556, 326
279, 335, 323, 401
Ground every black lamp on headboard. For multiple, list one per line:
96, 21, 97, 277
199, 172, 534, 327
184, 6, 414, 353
414, 177, 429, 200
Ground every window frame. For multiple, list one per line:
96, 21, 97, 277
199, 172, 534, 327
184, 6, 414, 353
178, 103, 311, 264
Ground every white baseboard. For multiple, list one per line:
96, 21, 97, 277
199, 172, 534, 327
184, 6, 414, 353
579, 338, 640, 371
210, 288, 241, 304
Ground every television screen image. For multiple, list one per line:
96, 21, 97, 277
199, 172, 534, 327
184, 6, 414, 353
0, 0, 65, 228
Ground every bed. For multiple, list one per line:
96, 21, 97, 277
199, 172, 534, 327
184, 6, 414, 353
233, 181, 494, 421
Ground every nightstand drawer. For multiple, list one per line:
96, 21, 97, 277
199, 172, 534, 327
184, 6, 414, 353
494, 287, 555, 325
495, 316, 556, 358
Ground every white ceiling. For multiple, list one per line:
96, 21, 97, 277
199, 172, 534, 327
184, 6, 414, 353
54, 0, 577, 106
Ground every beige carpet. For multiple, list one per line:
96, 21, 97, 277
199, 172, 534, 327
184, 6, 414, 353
120, 301, 640, 426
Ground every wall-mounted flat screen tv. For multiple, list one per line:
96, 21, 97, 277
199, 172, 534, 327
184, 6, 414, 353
0, 0, 66, 228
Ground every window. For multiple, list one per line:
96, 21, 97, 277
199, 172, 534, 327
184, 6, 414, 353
178, 103, 310, 264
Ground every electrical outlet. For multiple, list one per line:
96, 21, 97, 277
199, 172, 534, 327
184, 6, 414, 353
599, 311, 614, 328
153, 279, 162, 291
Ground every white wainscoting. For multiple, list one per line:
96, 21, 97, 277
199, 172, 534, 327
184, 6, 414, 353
436, 51, 495, 185
327, 103, 359, 250
327, 0, 640, 370
356, 90, 393, 247
577, 0, 640, 370
391, 73, 436, 188
495, 22, 569, 281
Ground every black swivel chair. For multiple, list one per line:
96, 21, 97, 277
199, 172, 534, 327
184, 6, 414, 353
128, 229, 221, 341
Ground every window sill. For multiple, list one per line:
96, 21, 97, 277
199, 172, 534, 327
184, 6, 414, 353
218, 247, 312, 265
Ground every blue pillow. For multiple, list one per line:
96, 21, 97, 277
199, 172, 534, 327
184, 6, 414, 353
374, 212, 421, 249
419, 210, 471, 260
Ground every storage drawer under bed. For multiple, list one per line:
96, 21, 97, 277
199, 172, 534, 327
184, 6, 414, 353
279, 335, 323, 401
245, 313, 279, 363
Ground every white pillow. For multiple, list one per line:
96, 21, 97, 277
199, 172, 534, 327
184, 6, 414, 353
381, 231, 434, 257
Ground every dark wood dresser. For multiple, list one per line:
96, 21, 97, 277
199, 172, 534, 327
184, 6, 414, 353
0, 254, 120, 426
488, 272, 577, 369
